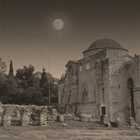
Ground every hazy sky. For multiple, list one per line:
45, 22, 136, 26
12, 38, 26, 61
0, 0, 140, 78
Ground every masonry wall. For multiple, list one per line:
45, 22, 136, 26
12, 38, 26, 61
107, 55, 140, 122
78, 50, 107, 103
76, 102, 99, 120
131, 55, 140, 123
0, 103, 59, 126
107, 58, 126, 122
106, 49, 128, 58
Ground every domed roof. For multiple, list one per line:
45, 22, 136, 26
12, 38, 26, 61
85, 38, 127, 52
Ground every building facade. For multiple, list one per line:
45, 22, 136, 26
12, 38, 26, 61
58, 38, 140, 123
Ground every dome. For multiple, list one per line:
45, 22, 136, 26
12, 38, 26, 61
84, 38, 127, 52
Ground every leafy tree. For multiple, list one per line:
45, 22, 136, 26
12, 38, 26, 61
8, 60, 14, 77
0, 72, 7, 101
22, 87, 44, 105
16, 65, 36, 89
0, 64, 58, 106
0, 75, 24, 104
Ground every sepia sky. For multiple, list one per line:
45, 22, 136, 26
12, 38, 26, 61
0, 0, 140, 78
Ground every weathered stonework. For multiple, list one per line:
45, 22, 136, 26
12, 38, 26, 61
58, 38, 140, 123
0, 103, 59, 126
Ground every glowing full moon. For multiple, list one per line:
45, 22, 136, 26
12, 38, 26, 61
53, 19, 64, 30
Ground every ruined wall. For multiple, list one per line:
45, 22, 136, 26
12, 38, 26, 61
0, 103, 59, 126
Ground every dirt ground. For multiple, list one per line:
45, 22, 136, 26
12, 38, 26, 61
0, 121, 140, 140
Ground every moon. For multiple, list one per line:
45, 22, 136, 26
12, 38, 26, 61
53, 19, 64, 30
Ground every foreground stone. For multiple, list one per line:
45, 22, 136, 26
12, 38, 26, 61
63, 114, 75, 120
61, 122, 68, 127
80, 114, 93, 122
57, 114, 64, 122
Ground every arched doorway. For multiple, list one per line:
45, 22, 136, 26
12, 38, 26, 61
127, 78, 135, 119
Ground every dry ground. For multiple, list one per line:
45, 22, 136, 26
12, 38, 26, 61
0, 121, 140, 140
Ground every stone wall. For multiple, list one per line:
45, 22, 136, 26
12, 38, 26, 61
107, 55, 140, 122
76, 102, 99, 120
0, 103, 59, 126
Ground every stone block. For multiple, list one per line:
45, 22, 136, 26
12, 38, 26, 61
80, 114, 93, 122
57, 114, 64, 122
47, 115, 57, 121
51, 108, 57, 115
61, 122, 68, 127
40, 112, 47, 126
63, 114, 75, 120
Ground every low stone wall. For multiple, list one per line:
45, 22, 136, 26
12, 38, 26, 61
0, 102, 58, 126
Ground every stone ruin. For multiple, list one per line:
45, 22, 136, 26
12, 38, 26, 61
0, 102, 59, 126
0, 102, 96, 127
0, 102, 138, 129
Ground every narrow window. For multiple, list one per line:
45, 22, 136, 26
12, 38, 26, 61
79, 63, 82, 72
86, 61, 90, 70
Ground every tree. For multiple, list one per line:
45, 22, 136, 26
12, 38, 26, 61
22, 87, 44, 105
16, 65, 36, 89
8, 60, 14, 77
0, 74, 24, 104
39, 68, 48, 88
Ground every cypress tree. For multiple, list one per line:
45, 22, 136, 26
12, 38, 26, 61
39, 67, 48, 88
9, 60, 14, 77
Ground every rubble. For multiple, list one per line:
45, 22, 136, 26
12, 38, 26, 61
57, 114, 64, 122
61, 122, 68, 127
63, 114, 75, 120
0, 102, 58, 126
79, 114, 93, 122
129, 117, 138, 129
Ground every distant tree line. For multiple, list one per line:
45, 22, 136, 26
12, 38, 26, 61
0, 60, 58, 106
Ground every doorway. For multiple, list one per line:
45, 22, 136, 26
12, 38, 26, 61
127, 78, 135, 119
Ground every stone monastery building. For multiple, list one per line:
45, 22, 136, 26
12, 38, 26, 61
58, 38, 140, 123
